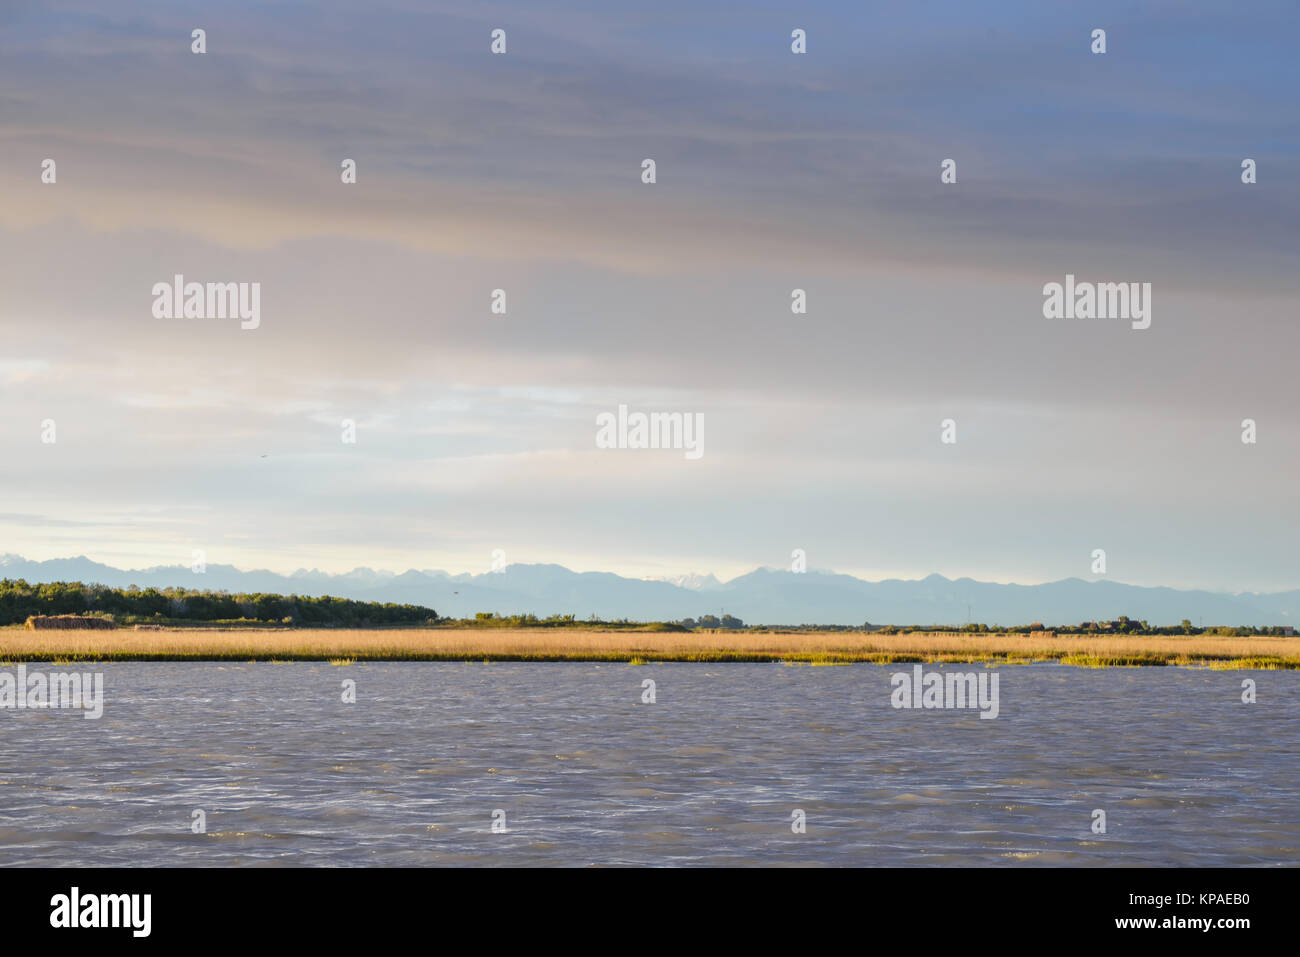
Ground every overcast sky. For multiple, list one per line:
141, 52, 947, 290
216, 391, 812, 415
1, 0, 1296, 591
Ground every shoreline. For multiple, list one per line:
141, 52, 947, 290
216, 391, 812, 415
2, 626, 1297, 669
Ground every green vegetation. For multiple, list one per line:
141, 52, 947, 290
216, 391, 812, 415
876, 615, 1296, 637
678, 614, 745, 629
0, 579, 435, 627
1060, 653, 1169, 668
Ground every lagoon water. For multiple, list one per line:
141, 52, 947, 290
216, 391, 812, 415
1, 662, 1296, 866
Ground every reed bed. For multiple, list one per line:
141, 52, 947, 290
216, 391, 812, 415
1, 626, 1297, 668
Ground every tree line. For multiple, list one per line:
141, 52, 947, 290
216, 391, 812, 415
0, 579, 435, 626
876, 616, 1294, 636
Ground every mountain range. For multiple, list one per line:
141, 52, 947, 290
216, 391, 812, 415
1, 554, 1296, 626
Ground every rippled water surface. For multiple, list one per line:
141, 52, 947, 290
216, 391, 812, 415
1, 662, 1297, 866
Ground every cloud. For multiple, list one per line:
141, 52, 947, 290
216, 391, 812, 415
0, 0, 1295, 590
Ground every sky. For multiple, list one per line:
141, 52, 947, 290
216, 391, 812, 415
0, 0, 1297, 591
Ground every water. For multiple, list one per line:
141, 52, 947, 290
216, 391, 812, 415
1, 662, 1296, 866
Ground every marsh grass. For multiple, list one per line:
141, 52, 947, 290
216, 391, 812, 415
1060, 654, 1168, 668
0, 626, 1296, 669
1204, 656, 1294, 671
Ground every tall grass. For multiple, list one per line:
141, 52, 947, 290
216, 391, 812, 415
0, 626, 1296, 668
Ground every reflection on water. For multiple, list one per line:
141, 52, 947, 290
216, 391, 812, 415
1, 662, 1296, 866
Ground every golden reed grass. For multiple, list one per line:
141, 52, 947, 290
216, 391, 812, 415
1, 626, 1297, 667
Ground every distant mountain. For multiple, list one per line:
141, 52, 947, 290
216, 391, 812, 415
0, 554, 1295, 626
644, 572, 722, 591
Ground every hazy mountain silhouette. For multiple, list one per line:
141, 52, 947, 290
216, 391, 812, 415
1, 554, 1295, 626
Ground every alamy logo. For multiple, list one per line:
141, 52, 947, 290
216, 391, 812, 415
152, 274, 261, 329
1042, 274, 1150, 330
595, 404, 704, 460
50, 887, 150, 937
890, 665, 999, 719
0, 665, 103, 718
